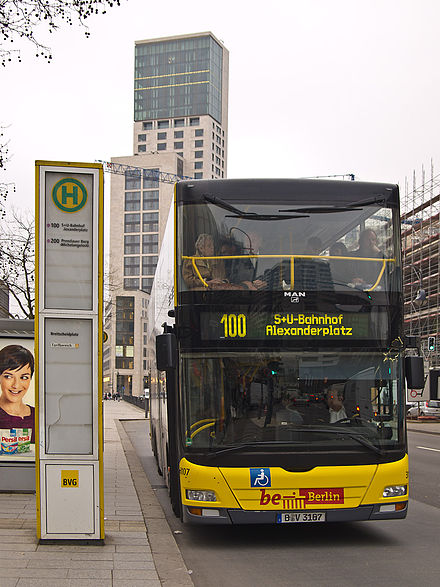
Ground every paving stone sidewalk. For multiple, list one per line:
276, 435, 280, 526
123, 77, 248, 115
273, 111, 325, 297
0, 400, 193, 587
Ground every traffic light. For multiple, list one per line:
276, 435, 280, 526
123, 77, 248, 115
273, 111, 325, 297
268, 361, 280, 376
428, 336, 436, 351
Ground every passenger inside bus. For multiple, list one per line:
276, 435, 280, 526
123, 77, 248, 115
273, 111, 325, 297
329, 241, 353, 286
220, 238, 266, 290
350, 229, 384, 288
182, 233, 226, 290
220, 239, 254, 284
182, 233, 264, 291
325, 385, 348, 423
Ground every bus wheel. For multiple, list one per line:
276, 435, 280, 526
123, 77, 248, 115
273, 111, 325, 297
170, 471, 181, 518
167, 449, 181, 518
151, 431, 163, 476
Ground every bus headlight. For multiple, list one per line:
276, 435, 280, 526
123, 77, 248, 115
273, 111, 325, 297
186, 489, 217, 502
383, 485, 407, 498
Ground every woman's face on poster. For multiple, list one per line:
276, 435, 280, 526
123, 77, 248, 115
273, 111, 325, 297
0, 364, 32, 404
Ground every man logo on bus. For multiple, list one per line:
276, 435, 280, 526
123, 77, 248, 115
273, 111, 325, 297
52, 178, 88, 213
250, 468, 271, 488
284, 291, 306, 303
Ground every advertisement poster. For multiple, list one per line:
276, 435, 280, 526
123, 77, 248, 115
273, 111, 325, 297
0, 337, 35, 462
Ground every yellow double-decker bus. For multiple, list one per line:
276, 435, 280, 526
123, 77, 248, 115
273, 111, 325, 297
148, 178, 423, 524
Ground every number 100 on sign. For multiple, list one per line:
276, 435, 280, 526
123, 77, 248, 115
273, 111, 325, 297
220, 314, 247, 338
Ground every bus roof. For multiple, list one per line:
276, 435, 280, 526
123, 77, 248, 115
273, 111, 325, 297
176, 178, 399, 207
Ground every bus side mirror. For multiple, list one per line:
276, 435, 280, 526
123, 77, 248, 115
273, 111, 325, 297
405, 356, 424, 389
156, 333, 177, 371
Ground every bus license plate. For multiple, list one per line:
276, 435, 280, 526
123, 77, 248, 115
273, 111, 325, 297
277, 512, 326, 523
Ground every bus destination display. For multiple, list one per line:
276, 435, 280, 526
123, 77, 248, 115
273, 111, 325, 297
200, 311, 371, 341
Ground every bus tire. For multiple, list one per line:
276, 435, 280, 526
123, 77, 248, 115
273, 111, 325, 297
170, 473, 181, 518
151, 430, 163, 476
167, 447, 181, 518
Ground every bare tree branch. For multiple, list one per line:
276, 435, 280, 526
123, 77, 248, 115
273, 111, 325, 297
0, 208, 35, 318
0, 125, 13, 217
1, 0, 122, 64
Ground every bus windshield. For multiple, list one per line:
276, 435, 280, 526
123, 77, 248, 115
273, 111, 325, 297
181, 350, 403, 455
177, 199, 399, 293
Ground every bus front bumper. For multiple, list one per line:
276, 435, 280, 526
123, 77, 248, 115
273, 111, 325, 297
182, 502, 408, 524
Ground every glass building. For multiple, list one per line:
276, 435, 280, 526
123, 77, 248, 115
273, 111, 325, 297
135, 35, 224, 123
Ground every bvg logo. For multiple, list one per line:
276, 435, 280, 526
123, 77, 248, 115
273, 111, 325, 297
52, 178, 88, 213
61, 470, 79, 488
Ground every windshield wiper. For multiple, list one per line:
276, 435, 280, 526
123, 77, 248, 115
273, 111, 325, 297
279, 205, 361, 214
303, 426, 386, 455
338, 432, 385, 455
204, 194, 245, 215
350, 195, 387, 207
204, 194, 309, 221
205, 441, 293, 458
279, 195, 388, 214
225, 213, 308, 221
205, 428, 385, 458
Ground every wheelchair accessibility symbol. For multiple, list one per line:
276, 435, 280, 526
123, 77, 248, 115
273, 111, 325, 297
250, 468, 271, 488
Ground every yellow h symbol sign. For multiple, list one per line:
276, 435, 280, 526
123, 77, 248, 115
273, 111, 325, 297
52, 178, 87, 213
61, 184, 79, 206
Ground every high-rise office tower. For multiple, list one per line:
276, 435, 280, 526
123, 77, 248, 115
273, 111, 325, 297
133, 32, 229, 179
104, 33, 229, 401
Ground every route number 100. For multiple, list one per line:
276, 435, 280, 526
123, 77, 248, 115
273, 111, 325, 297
220, 314, 247, 338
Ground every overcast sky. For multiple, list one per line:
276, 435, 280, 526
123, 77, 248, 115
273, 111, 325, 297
1, 0, 439, 213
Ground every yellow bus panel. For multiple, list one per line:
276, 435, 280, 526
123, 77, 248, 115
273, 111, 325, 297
180, 455, 408, 511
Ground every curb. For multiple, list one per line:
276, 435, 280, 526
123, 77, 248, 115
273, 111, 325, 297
115, 419, 194, 587
407, 427, 440, 436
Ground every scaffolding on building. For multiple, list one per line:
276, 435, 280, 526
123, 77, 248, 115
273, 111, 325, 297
402, 160, 440, 367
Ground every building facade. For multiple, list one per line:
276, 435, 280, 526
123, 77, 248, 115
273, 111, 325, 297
104, 33, 229, 400
133, 32, 229, 180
